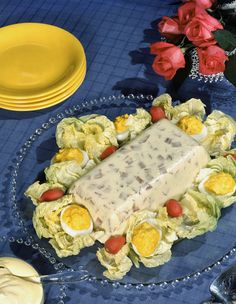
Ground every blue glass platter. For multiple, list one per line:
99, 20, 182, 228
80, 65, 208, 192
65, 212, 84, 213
6, 94, 236, 290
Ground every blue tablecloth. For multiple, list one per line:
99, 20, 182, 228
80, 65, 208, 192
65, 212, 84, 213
0, 0, 236, 303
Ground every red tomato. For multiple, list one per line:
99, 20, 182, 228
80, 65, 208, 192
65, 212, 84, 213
150, 106, 166, 122
166, 199, 183, 217
39, 188, 64, 202
104, 235, 126, 254
100, 145, 117, 160
224, 154, 236, 161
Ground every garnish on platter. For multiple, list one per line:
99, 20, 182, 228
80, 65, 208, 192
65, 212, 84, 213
152, 94, 236, 156
24, 94, 236, 280
33, 194, 104, 258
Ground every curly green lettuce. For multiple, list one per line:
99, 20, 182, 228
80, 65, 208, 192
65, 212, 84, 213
171, 98, 206, 123
126, 108, 151, 139
78, 114, 99, 123
157, 190, 221, 239
24, 181, 65, 206
33, 195, 104, 258
125, 210, 177, 268
201, 110, 236, 156
44, 159, 96, 188
96, 244, 132, 280
152, 93, 173, 119
56, 115, 118, 161
33, 195, 74, 239
50, 230, 103, 258
56, 117, 84, 148
76, 115, 118, 160
195, 156, 236, 207
81, 115, 117, 146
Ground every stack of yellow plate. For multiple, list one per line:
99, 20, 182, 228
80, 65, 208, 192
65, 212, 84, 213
0, 23, 86, 111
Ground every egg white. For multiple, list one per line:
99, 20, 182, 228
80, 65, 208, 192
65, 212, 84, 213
116, 130, 130, 141
80, 150, 89, 168
198, 174, 236, 197
190, 124, 208, 142
131, 218, 162, 257
60, 205, 93, 237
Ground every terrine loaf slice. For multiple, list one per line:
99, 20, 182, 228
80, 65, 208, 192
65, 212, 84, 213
69, 119, 210, 242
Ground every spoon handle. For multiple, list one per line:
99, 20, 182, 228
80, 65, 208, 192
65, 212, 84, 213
29, 269, 89, 285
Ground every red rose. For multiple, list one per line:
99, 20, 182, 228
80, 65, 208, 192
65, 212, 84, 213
182, 0, 215, 9
178, 2, 206, 27
184, 14, 223, 47
150, 42, 185, 80
158, 16, 182, 40
197, 46, 228, 75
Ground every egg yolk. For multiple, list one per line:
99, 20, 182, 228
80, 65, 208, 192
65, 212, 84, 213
178, 115, 204, 135
61, 204, 91, 231
114, 114, 129, 133
131, 222, 161, 257
54, 148, 84, 164
204, 172, 236, 195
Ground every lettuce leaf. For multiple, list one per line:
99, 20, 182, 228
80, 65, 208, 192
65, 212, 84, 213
125, 210, 177, 268
152, 94, 173, 120
206, 156, 236, 178
56, 115, 118, 161
96, 244, 132, 280
126, 108, 151, 139
44, 159, 96, 188
33, 195, 104, 258
195, 156, 236, 207
78, 114, 99, 123
136, 225, 176, 268
50, 230, 103, 258
171, 98, 206, 123
201, 110, 236, 156
56, 118, 84, 149
157, 190, 221, 239
33, 195, 74, 239
24, 181, 65, 206
78, 115, 118, 160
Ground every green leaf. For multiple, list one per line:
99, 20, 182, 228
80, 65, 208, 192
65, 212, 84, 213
213, 29, 236, 52
225, 53, 236, 86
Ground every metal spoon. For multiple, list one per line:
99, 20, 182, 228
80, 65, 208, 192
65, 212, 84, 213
203, 264, 236, 304
0, 266, 89, 285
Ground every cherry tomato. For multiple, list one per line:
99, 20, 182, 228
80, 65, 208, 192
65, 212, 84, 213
100, 145, 117, 160
104, 235, 126, 254
150, 106, 166, 122
224, 154, 236, 161
166, 199, 183, 217
39, 188, 64, 202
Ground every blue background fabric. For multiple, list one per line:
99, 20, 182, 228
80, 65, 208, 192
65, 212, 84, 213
0, 0, 236, 303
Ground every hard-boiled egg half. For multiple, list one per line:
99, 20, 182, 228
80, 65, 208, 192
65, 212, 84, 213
114, 114, 130, 141
198, 171, 236, 197
131, 219, 162, 257
177, 115, 207, 141
53, 148, 89, 168
60, 204, 93, 237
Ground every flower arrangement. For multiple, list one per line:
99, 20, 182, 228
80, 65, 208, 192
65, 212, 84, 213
150, 0, 236, 86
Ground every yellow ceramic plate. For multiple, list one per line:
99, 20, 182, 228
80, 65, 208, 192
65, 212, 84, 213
0, 68, 86, 111
0, 57, 87, 102
0, 23, 85, 99
0, 61, 86, 104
